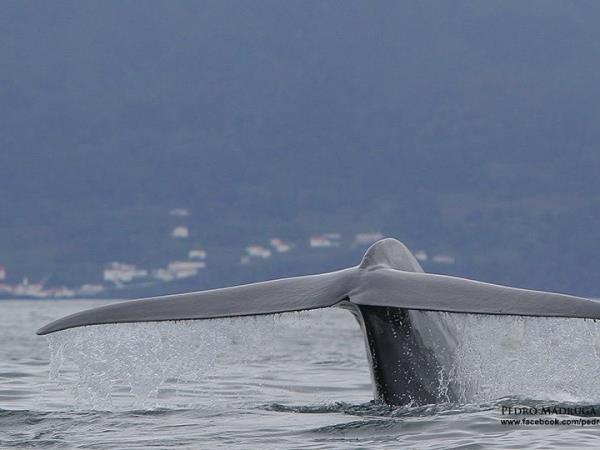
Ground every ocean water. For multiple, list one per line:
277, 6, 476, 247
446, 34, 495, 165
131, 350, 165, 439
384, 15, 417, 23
2, 299, 600, 449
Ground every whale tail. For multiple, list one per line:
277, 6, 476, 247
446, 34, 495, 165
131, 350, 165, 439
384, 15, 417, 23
37, 238, 600, 406
37, 238, 600, 336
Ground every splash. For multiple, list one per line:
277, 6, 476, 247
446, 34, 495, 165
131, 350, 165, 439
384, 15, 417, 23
46, 312, 323, 409
415, 312, 600, 404
46, 308, 600, 409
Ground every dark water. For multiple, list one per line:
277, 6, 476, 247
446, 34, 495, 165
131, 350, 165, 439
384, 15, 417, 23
2, 300, 600, 449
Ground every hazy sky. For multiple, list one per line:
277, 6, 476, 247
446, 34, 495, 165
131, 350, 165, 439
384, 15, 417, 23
2, 1, 600, 293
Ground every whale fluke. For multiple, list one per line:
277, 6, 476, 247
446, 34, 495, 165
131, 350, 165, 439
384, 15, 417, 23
351, 268, 600, 320
36, 269, 354, 335
38, 238, 600, 336
37, 238, 600, 405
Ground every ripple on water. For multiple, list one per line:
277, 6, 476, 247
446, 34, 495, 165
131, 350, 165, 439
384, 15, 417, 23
29, 305, 600, 449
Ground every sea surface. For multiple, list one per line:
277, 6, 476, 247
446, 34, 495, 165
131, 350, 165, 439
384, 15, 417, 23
2, 299, 600, 449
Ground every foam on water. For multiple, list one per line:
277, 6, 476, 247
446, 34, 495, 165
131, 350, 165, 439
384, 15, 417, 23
46, 309, 600, 409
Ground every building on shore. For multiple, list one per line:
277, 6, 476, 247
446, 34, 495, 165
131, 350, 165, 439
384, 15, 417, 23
270, 238, 292, 253
152, 268, 175, 282
310, 233, 342, 248
13, 279, 46, 298
414, 250, 428, 262
188, 249, 207, 259
172, 226, 190, 238
246, 245, 271, 259
153, 260, 206, 282
103, 262, 148, 284
432, 254, 455, 264
168, 260, 206, 279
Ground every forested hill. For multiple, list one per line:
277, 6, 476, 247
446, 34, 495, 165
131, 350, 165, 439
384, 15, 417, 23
1, 1, 600, 296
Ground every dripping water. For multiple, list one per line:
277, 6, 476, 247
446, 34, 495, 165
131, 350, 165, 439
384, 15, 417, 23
413, 311, 600, 403
46, 309, 600, 410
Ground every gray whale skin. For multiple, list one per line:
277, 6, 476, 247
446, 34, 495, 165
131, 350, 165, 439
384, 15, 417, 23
38, 238, 600, 405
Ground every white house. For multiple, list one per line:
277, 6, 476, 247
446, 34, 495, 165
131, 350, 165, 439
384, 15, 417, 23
189, 249, 207, 259
168, 261, 206, 272
13, 279, 46, 298
103, 262, 148, 283
246, 245, 271, 258
432, 254, 456, 264
167, 260, 206, 279
270, 238, 292, 253
310, 236, 333, 248
414, 250, 428, 262
172, 226, 189, 238
152, 268, 175, 282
